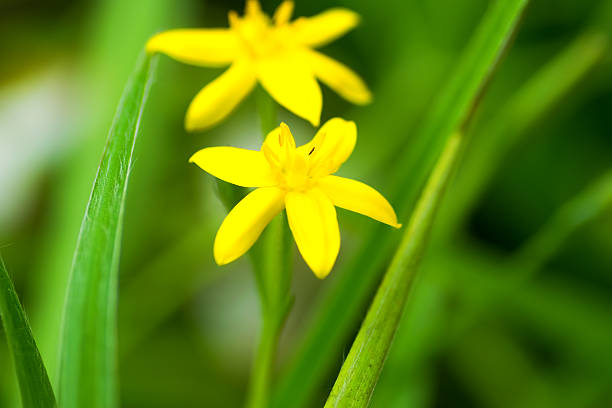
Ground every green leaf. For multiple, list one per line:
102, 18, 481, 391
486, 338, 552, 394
325, 132, 462, 407
0, 256, 56, 408
371, 29, 608, 407
57, 54, 157, 408
511, 165, 612, 279
440, 30, 608, 235
272, 1, 529, 406
29, 0, 176, 382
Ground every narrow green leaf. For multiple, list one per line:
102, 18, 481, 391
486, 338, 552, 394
325, 132, 462, 407
440, 30, 608, 234
272, 1, 529, 406
30, 0, 175, 381
372, 30, 609, 406
511, 165, 612, 281
57, 54, 157, 408
0, 257, 56, 408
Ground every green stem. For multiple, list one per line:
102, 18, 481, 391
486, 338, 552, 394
245, 87, 293, 408
247, 320, 281, 408
325, 132, 463, 407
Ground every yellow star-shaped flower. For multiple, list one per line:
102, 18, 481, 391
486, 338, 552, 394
147, 0, 372, 131
190, 118, 400, 278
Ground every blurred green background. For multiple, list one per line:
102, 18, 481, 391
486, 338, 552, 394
1, 0, 611, 407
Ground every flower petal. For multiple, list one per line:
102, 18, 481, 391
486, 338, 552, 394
285, 188, 340, 278
214, 187, 286, 265
318, 175, 401, 228
306, 50, 372, 105
261, 122, 295, 168
186, 61, 256, 131
290, 8, 360, 48
189, 147, 277, 187
298, 117, 357, 175
146, 29, 240, 67
257, 53, 322, 127
273, 0, 294, 25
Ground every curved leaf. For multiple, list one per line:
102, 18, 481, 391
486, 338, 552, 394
0, 257, 56, 408
57, 54, 157, 408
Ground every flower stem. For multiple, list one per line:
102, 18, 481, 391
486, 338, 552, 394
245, 86, 293, 408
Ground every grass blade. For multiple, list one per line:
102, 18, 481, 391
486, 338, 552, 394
0, 257, 56, 408
57, 54, 157, 408
511, 165, 612, 279
325, 132, 463, 407
29, 0, 175, 381
371, 30, 609, 406
440, 31, 608, 235
272, 1, 529, 406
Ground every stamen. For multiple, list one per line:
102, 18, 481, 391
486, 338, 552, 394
262, 144, 280, 169
246, 0, 261, 16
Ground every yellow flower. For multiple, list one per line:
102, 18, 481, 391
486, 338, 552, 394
146, 0, 372, 131
190, 119, 400, 278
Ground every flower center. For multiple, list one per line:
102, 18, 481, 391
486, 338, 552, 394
229, 5, 293, 59
262, 134, 319, 192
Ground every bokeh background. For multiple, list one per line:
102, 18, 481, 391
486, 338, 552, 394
1, 0, 612, 407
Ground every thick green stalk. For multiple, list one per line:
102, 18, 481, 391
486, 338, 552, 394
0, 257, 56, 408
324, 132, 463, 407
247, 320, 282, 408
245, 87, 293, 408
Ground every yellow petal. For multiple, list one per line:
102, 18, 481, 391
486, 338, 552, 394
214, 187, 286, 265
189, 147, 277, 187
146, 29, 240, 67
274, 1, 294, 25
262, 123, 296, 166
306, 50, 372, 105
298, 117, 357, 175
318, 175, 401, 228
186, 61, 256, 131
290, 8, 360, 48
257, 53, 322, 127
285, 188, 340, 278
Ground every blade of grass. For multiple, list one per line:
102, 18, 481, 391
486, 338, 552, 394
325, 132, 463, 407
439, 30, 608, 236
30, 0, 174, 381
376, 161, 612, 404
0, 256, 56, 408
373, 30, 609, 406
272, 1, 529, 406
436, 247, 612, 371
57, 54, 157, 408
442, 165, 612, 342
511, 165, 612, 276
